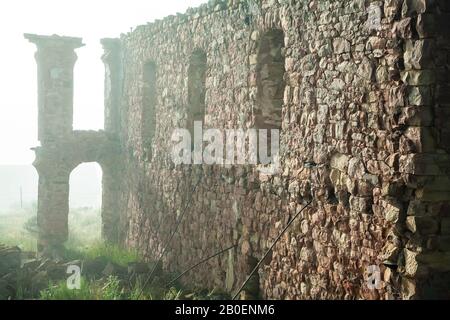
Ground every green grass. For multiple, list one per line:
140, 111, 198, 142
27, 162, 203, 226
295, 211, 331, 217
40, 276, 145, 300
40, 277, 95, 300
39, 275, 186, 300
0, 204, 103, 253
0, 206, 37, 251
62, 242, 140, 267
40, 276, 128, 300
81, 243, 140, 267
2, 203, 230, 301
39, 280, 209, 300
66, 207, 102, 249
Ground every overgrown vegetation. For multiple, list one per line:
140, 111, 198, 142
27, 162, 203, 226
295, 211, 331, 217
40, 275, 147, 300
40, 275, 227, 300
62, 242, 140, 267
40, 276, 179, 300
39, 242, 228, 300
1, 203, 230, 300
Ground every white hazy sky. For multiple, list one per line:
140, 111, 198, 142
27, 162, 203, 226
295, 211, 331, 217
0, 0, 207, 165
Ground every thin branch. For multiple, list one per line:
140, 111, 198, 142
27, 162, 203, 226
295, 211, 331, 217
165, 244, 237, 288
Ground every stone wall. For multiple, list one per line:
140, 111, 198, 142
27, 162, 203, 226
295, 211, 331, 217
29, 0, 450, 299
115, 0, 450, 299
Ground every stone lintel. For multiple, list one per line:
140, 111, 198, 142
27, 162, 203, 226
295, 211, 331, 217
24, 33, 85, 49
101, 38, 121, 62
101, 38, 121, 50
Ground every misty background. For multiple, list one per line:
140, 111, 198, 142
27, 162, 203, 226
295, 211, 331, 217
0, 0, 207, 213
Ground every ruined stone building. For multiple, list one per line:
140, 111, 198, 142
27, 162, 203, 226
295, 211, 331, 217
25, 0, 450, 299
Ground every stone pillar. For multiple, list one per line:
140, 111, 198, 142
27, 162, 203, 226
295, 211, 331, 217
101, 163, 121, 244
25, 34, 84, 257
25, 34, 84, 144
101, 38, 122, 135
101, 38, 123, 244
35, 161, 71, 256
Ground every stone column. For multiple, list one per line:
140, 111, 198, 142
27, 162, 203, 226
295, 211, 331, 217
25, 34, 84, 257
101, 38, 122, 135
101, 38, 123, 244
25, 34, 84, 143
101, 163, 121, 244
34, 159, 71, 257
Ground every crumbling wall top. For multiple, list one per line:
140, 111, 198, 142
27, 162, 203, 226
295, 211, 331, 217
24, 33, 85, 49
120, 0, 265, 41
101, 38, 121, 50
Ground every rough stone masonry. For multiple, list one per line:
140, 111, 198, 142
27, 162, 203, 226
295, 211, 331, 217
25, 0, 450, 299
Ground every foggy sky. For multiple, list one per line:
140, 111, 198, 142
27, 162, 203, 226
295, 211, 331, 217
0, 0, 208, 165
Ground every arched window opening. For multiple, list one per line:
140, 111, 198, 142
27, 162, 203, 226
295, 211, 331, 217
142, 61, 157, 160
187, 50, 207, 146
68, 162, 102, 248
255, 29, 285, 131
